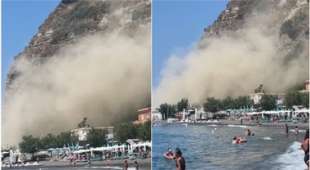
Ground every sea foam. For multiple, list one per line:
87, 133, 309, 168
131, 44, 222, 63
275, 141, 306, 170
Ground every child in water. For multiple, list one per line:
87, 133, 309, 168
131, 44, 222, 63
232, 136, 247, 144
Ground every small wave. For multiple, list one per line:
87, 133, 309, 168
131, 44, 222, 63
263, 137, 272, 140
275, 141, 306, 170
89, 166, 123, 169
289, 129, 306, 133
208, 124, 218, 127
227, 124, 247, 128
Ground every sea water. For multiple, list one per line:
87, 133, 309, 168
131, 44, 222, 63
1, 166, 138, 170
152, 123, 307, 170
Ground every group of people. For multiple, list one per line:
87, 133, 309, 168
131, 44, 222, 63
123, 160, 139, 170
163, 147, 186, 170
160, 125, 309, 170
232, 128, 254, 144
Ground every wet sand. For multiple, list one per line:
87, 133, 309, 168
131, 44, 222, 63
2, 158, 151, 170
181, 119, 309, 129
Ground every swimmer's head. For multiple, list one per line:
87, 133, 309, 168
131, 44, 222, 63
175, 148, 182, 157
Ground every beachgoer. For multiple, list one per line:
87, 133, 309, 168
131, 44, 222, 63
87, 152, 91, 166
301, 129, 309, 168
175, 148, 185, 170
232, 136, 247, 144
123, 160, 129, 170
164, 148, 175, 160
134, 160, 139, 170
295, 126, 299, 135
167, 148, 174, 156
285, 124, 289, 136
246, 129, 251, 136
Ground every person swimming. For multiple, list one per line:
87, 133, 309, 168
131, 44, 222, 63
164, 148, 175, 159
232, 136, 247, 144
167, 148, 174, 156
175, 148, 186, 170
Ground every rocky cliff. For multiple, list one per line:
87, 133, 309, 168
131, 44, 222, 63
6, 0, 150, 88
154, 0, 309, 105
3, 0, 151, 145
202, 0, 308, 62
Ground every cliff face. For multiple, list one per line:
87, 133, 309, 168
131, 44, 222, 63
203, 0, 308, 40
7, 0, 150, 87
202, 0, 309, 62
3, 0, 151, 145
154, 0, 309, 106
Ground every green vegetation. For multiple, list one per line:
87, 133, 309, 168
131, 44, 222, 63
19, 132, 78, 154
87, 128, 107, 147
19, 135, 40, 154
260, 95, 277, 111
203, 96, 253, 113
114, 122, 137, 143
19, 116, 151, 154
158, 98, 189, 119
136, 121, 151, 141
285, 91, 309, 108
78, 117, 89, 128
158, 103, 177, 120
203, 97, 221, 113
114, 121, 151, 143
177, 98, 189, 112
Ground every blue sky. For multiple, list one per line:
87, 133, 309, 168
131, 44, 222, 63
152, 0, 228, 88
2, 0, 60, 93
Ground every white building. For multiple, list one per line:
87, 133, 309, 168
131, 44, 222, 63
152, 110, 162, 121
71, 126, 114, 143
250, 92, 264, 105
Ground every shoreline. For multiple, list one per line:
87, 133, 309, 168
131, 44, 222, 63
157, 119, 309, 129
2, 158, 151, 169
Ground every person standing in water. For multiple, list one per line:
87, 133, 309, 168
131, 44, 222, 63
123, 160, 129, 170
294, 126, 299, 135
175, 148, 185, 170
245, 129, 251, 136
285, 123, 289, 136
134, 160, 139, 170
301, 129, 309, 168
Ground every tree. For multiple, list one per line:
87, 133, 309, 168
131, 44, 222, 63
203, 97, 221, 113
87, 128, 107, 147
40, 133, 58, 149
114, 122, 137, 143
159, 103, 169, 120
222, 96, 235, 110
285, 91, 302, 108
56, 131, 78, 148
234, 96, 253, 109
78, 117, 89, 128
301, 92, 309, 108
260, 95, 276, 110
136, 121, 151, 141
19, 135, 40, 154
177, 98, 189, 112
254, 84, 264, 93
159, 103, 177, 119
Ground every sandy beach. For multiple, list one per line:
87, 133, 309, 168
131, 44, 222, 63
2, 158, 151, 170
